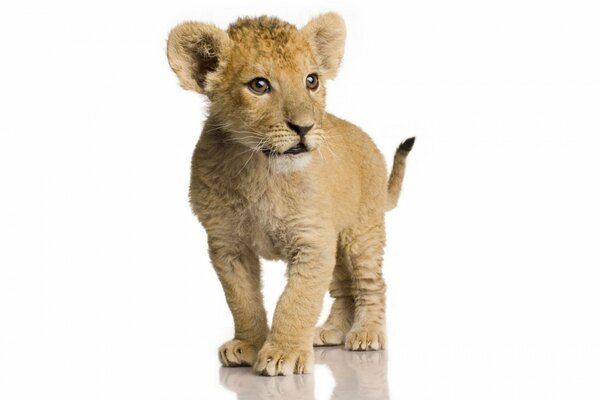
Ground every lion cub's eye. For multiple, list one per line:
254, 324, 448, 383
248, 77, 271, 95
306, 73, 319, 90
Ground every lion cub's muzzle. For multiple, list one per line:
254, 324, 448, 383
261, 122, 315, 156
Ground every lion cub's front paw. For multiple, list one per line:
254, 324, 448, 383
253, 341, 314, 376
344, 328, 386, 351
218, 339, 260, 367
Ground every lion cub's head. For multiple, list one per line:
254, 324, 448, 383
167, 13, 346, 172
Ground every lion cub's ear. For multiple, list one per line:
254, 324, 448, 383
301, 12, 346, 79
167, 22, 231, 93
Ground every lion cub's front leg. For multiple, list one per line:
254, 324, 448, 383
254, 238, 336, 376
208, 240, 269, 367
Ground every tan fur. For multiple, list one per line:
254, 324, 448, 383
167, 13, 414, 376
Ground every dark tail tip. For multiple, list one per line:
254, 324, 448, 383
398, 137, 416, 153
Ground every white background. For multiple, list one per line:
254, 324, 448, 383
1, 0, 599, 399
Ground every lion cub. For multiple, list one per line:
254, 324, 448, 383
167, 13, 414, 376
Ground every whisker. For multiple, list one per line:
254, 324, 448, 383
317, 146, 324, 161
235, 136, 270, 176
222, 135, 262, 143
230, 147, 256, 161
322, 135, 338, 159
236, 149, 258, 176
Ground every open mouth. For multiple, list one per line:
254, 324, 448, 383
262, 143, 308, 156
283, 143, 308, 155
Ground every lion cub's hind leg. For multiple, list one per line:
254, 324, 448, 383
340, 222, 387, 351
314, 250, 355, 346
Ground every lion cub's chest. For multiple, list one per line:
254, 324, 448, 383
242, 194, 287, 261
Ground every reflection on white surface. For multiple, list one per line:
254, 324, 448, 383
219, 347, 389, 400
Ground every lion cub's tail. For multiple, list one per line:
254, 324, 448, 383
386, 137, 415, 211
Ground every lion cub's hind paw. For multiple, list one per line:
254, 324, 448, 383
344, 329, 386, 351
313, 326, 346, 346
218, 339, 259, 367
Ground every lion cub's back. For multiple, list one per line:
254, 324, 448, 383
320, 113, 388, 225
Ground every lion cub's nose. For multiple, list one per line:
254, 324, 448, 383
286, 121, 314, 138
